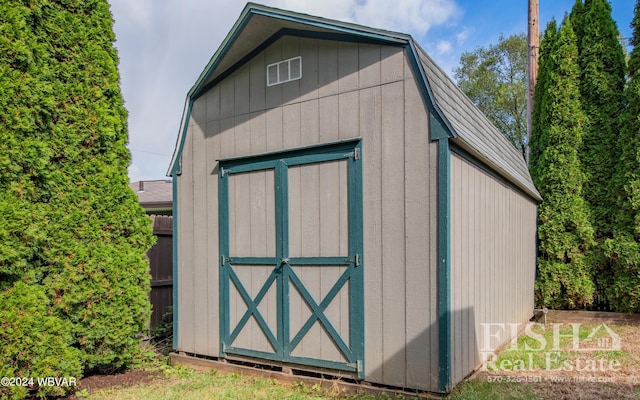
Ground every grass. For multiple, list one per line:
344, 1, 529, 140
76, 322, 638, 400
490, 323, 630, 372
77, 364, 410, 400
77, 364, 551, 400
450, 380, 541, 400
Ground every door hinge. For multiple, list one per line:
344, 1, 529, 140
346, 360, 362, 372
346, 254, 361, 267
221, 255, 231, 266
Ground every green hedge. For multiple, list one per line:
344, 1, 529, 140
0, 1, 155, 397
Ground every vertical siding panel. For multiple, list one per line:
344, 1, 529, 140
299, 39, 319, 102
299, 100, 318, 146
460, 157, 469, 378
319, 161, 348, 359
319, 96, 339, 142
206, 85, 220, 122
318, 41, 338, 98
178, 125, 195, 353
449, 153, 538, 386
380, 46, 404, 84
338, 42, 359, 92
191, 95, 206, 124
301, 164, 321, 256
287, 166, 305, 356
403, 78, 431, 388
319, 161, 341, 256
288, 166, 301, 257
338, 91, 359, 140
234, 114, 251, 158
473, 166, 486, 360
451, 155, 462, 384
358, 44, 381, 88
470, 165, 479, 369
301, 164, 321, 355
192, 119, 208, 354
219, 76, 235, 119
361, 85, 383, 384
250, 112, 267, 154
234, 64, 250, 116
219, 117, 235, 160
250, 52, 266, 113
266, 107, 285, 151
206, 120, 221, 356
380, 80, 406, 387
473, 168, 481, 364
490, 167, 497, 327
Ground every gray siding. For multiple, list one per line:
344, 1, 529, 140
449, 152, 537, 385
176, 35, 439, 391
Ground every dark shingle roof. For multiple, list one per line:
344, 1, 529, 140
129, 180, 173, 209
416, 45, 541, 200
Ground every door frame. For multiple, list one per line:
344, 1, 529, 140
217, 138, 364, 377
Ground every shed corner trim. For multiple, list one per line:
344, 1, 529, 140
437, 136, 452, 393
171, 172, 180, 350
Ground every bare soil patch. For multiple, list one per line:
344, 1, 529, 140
63, 369, 163, 399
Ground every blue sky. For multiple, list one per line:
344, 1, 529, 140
107, 0, 634, 182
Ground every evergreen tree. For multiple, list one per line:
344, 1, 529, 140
603, 0, 640, 312
573, 0, 626, 293
0, 0, 154, 395
530, 17, 596, 309
529, 19, 558, 168
569, 0, 586, 52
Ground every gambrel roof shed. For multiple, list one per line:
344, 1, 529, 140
168, 3, 540, 394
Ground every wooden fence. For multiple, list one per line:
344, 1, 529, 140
148, 215, 173, 330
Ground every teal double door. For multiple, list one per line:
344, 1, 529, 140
218, 140, 363, 376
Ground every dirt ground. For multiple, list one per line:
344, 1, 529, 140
63, 369, 162, 399
475, 312, 640, 399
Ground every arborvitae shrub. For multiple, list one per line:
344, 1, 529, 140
0, 0, 155, 391
530, 17, 596, 309
603, 0, 640, 313
0, 282, 82, 399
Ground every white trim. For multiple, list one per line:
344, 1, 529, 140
266, 56, 302, 87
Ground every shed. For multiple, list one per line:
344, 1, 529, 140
167, 3, 541, 393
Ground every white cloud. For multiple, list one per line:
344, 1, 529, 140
436, 40, 452, 54
273, 0, 460, 36
456, 26, 470, 44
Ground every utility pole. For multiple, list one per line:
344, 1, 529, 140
527, 0, 539, 163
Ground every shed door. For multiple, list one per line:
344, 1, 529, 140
219, 141, 363, 376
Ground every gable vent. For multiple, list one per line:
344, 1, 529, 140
267, 56, 302, 87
